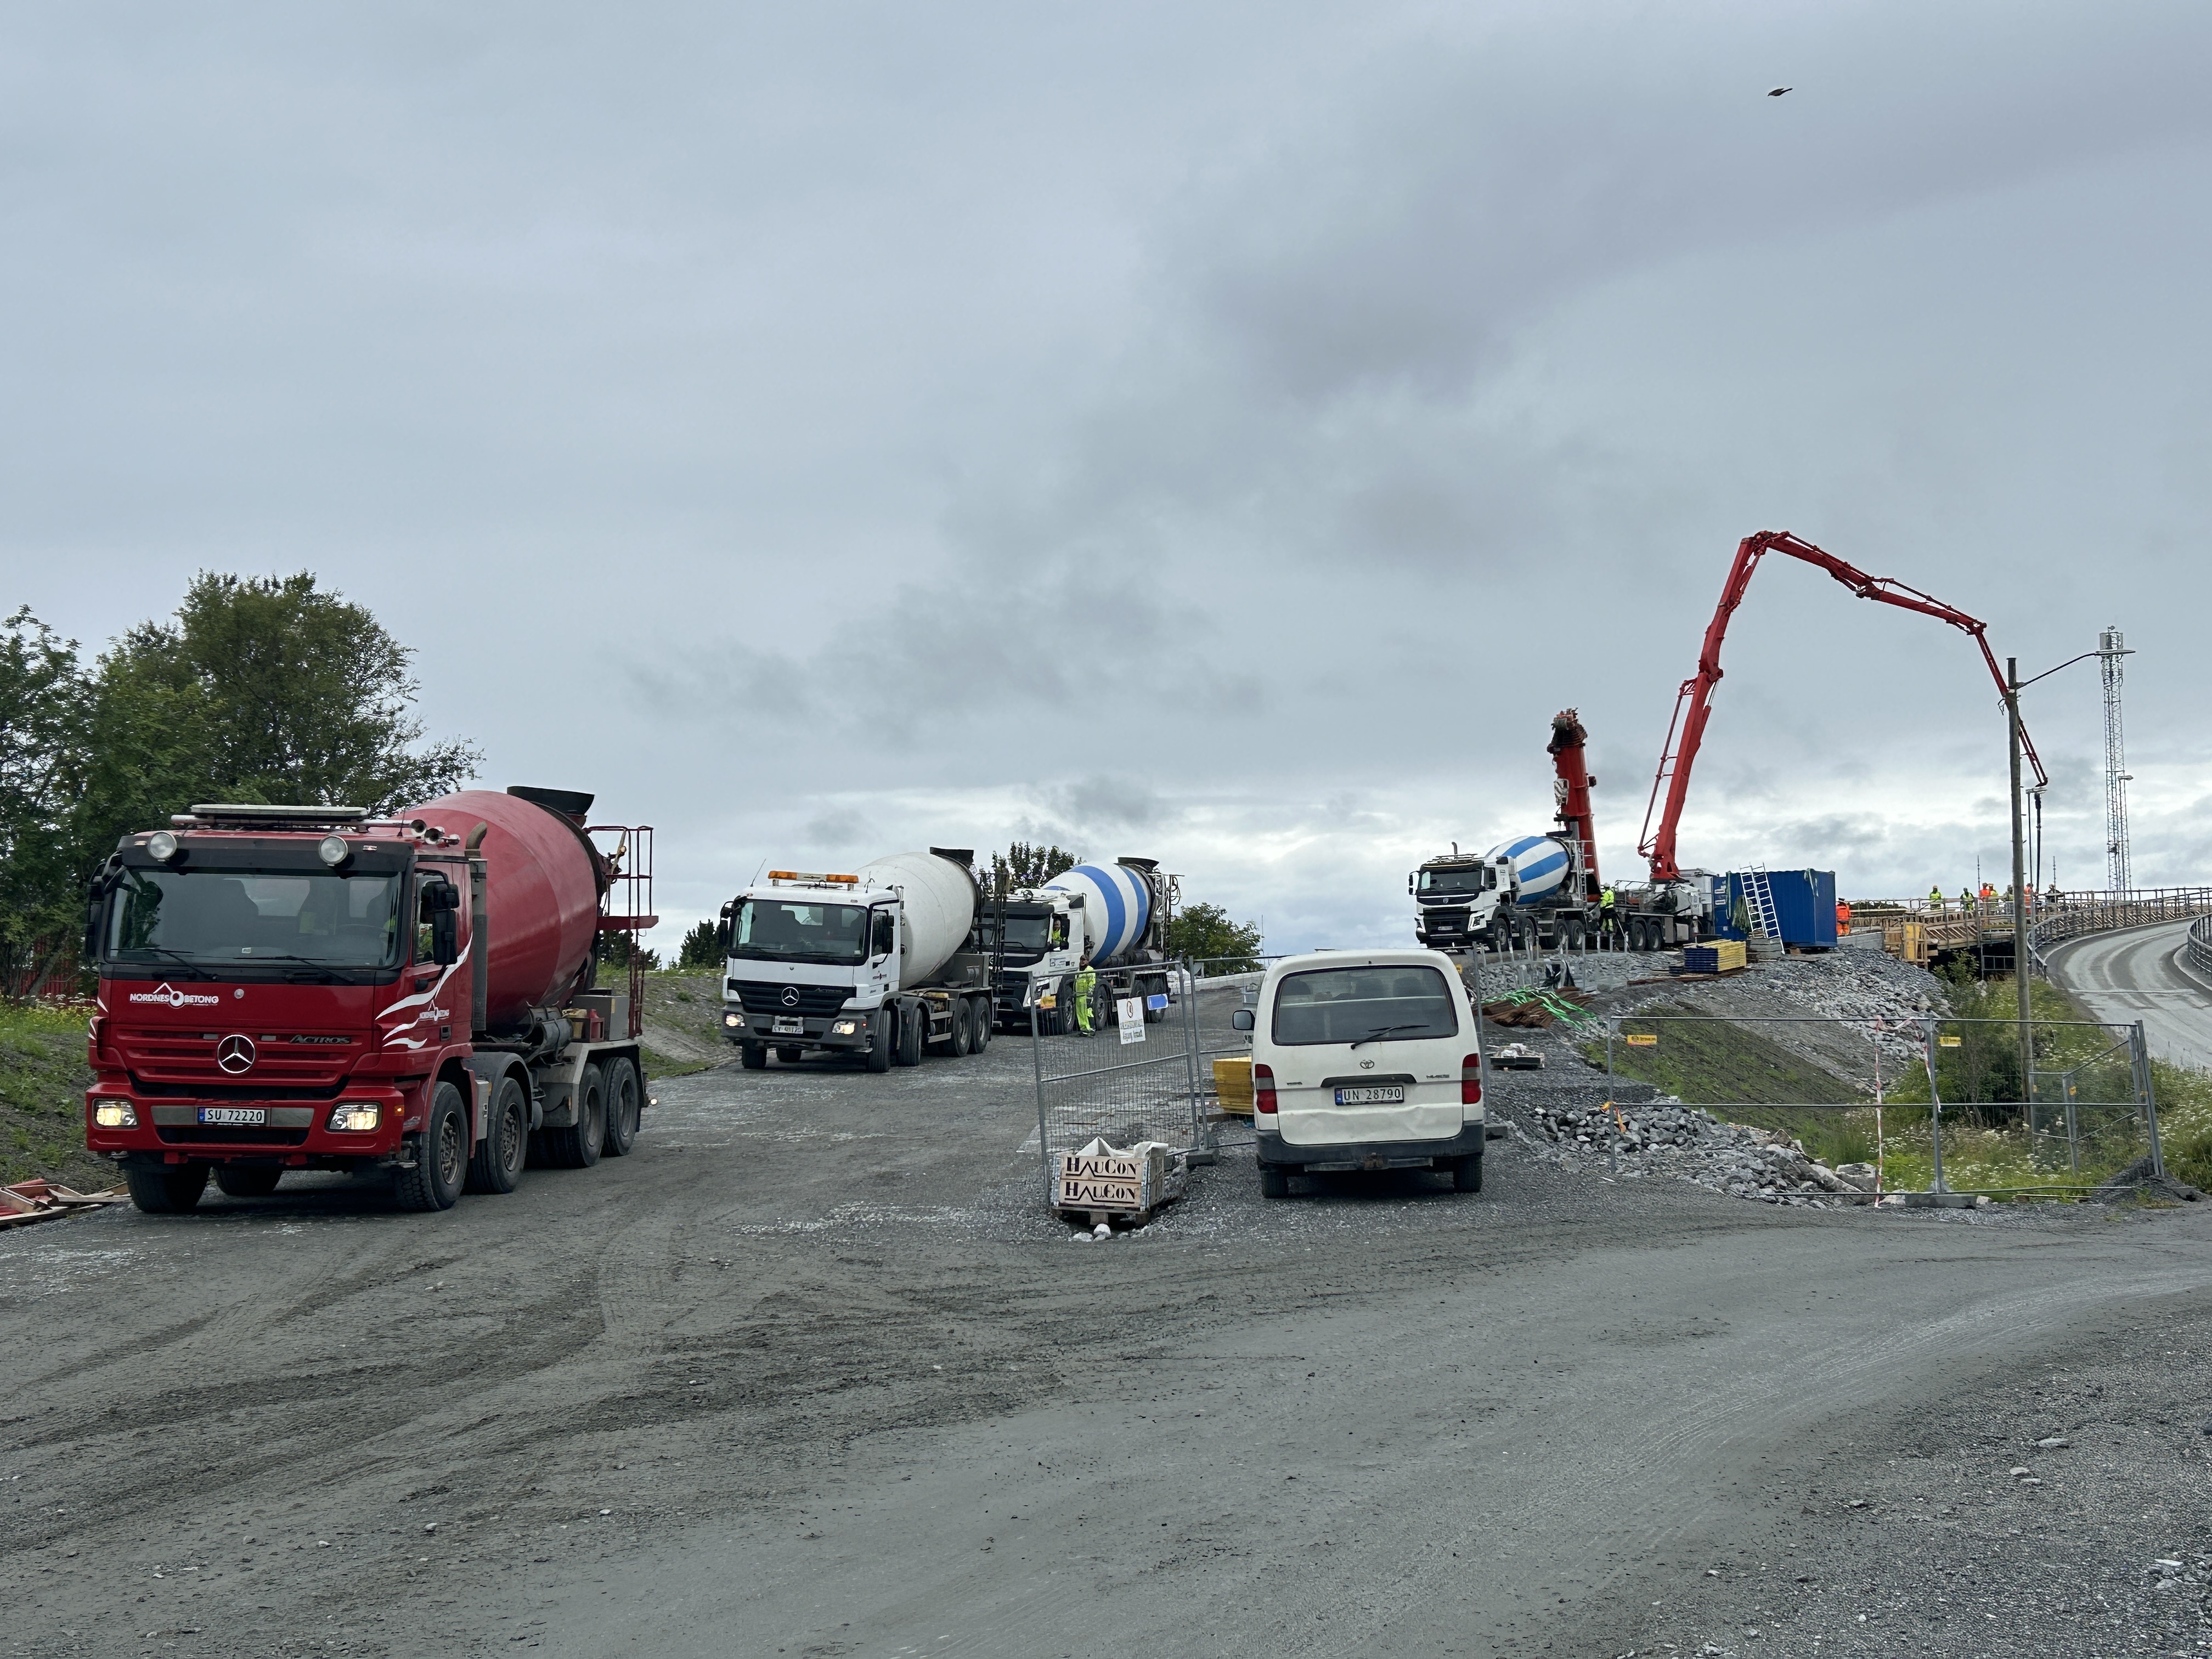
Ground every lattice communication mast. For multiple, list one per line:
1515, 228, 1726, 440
2100, 625, 2132, 892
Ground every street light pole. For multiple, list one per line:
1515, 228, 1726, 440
2007, 658, 2034, 1116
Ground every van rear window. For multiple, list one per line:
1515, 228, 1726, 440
1271, 965, 1459, 1047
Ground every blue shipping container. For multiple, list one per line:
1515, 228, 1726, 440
1714, 868, 1837, 948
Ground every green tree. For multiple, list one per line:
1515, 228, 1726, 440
989, 840, 1077, 897
677, 919, 721, 969
599, 931, 663, 973
80, 573, 479, 832
0, 608, 90, 995
1166, 901, 1263, 972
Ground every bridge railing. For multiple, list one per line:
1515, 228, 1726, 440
2029, 887, 2212, 960
2188, 915, 2212, 980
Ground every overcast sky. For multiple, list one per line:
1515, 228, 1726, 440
8, 2, 2210, 953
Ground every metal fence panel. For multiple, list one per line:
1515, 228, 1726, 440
1601, 1013, 2164, 1195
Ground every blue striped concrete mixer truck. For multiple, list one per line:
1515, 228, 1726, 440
987, 859, 1177, 1035
1410, 707, 1716, 954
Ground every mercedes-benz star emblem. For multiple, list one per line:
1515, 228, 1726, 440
781, 987, 800, 1008
216, 1034, 257, 1074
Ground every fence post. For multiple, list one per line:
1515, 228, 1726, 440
1031, 1001, 1052, 1200
1923, 1016, 1949, 1193
1179, 957, 1207, 1158
2132, 1020, 2165, 1178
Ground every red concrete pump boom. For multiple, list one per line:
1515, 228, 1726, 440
1638, 530, 2047, 883
1548, 708, 1601, 896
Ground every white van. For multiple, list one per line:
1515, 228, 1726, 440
1230, 949, 1486, 1199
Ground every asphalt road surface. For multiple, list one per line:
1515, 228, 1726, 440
2047, 918, 2212, 1070
5, 1033, 2209, 1659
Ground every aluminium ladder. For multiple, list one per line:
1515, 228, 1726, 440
1746, 865, 1783, 940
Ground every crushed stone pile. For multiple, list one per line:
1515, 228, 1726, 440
1505, 1096, 1866, 1207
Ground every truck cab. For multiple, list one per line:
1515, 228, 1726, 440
1409, 854, 1504, 951
985, 889, 1080, 1032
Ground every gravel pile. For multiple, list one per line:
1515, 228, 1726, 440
1503, 1094, 1866, 1207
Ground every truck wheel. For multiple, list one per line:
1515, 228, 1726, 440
1259, 1164, 1291, 1200
601, 1058, 641, 1156
740, 1041, 767, 1070
394, 1082, 469, 1211
1451, 1154, 1483, 1193
865, 1007, 893, 1073
213, 1165, 283, 1198
538, 1064, 605, 1170
970, 997, 991, 1052
127, 1164, 209, 1214
950, 999, 973, 1057
466, 1074, 530, 1193
896, 1004, 924, 1066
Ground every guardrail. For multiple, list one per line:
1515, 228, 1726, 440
2188, 915, 2212, 981
2029, 886, 2212, 959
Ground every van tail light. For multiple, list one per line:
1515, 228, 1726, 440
1254, 1062, 1278, 1116
1461, 1054, 1483, 1107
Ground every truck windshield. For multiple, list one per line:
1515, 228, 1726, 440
1271, 965, 1458, 1047
998, 913, 1054, 951
105, 868, 403, 969
732, 898, 871, 964
1417, 867, 1489, 896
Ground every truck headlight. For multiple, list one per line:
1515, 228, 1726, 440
830, 1018, 861, 1036
724, 1013, 742, 1028
146, 831, 178, 863
327, 1104, 380, 1132
94, 1102, 137, 1128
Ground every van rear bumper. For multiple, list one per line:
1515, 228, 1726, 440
1256, 1122, 1485, 1171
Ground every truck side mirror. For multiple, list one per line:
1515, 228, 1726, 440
1231, 1008, 1255, 1031
431, 908, 460, 966
83, 895, 104, 963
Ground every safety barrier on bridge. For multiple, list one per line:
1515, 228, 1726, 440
2030, 887, 2212, 958
2186, 915, 2212, 983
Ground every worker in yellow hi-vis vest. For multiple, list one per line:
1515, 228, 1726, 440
1074, 958, 1096, 1037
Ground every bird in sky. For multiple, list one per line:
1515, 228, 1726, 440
1768, 87, 1792, 97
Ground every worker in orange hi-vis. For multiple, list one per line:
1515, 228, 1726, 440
1980, 882, 1995, 908
1835, 899, 1852, 936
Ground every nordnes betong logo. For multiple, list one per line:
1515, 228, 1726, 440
127, 982, 222, 1008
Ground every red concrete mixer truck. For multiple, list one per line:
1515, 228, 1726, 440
80, 787, 657, 1215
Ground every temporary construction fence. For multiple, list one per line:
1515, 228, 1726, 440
1028, 956, 1280, 1200
1599, 1012, 2165, 1195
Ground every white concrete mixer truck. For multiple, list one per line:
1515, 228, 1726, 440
715, 849, 997, 1071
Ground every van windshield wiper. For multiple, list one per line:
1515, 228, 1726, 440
1348, 1023, 1430, 1050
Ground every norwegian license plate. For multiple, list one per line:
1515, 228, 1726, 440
1334, 1086, 1405, 1106
771, 1017, 805, 1036
197, 1107, 266, 1126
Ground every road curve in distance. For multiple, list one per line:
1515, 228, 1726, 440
2045, 917, 2212, 1071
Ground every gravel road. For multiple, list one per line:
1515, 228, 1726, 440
2048, 919, 2212, 1070
4, 1029, 2208, 1659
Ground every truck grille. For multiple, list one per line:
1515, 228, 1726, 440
725, 981, 853, 1018
113, 1028, 359, 1092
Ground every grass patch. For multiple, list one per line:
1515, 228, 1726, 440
0, 1002, 110, 1192
1592, 1005, 1862, 1105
